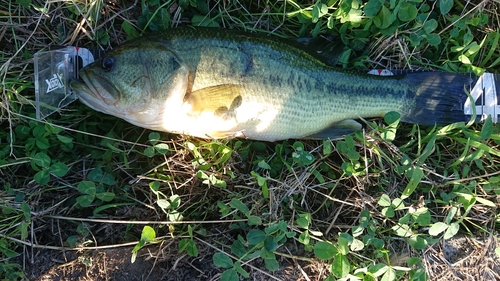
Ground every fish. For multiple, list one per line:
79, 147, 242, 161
70, 27, 471, 142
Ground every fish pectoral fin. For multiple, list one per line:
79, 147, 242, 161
185, 84, 243, 115
305, 119, 362, 139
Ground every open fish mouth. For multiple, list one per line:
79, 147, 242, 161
71, 70, 121, 113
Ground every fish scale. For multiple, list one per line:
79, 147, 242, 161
71, 27, 471, 141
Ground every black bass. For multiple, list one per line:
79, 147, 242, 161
70, 27, 470, 141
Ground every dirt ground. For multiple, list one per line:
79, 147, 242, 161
424, 234, 500, 281
21, 232, 500, 281
25, 239, 325, 281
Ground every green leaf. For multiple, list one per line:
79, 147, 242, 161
327, 14, 335, 29
88, 168, 106, 183
408, 235, 428, 250
402, 166, 424, 199
337, 236, 349, 255
323, 140, 333, 156
458, 54, 471, 64
407, 257, 421, 267
423, 19, 438, 34
331, 253, 350, 278
264, 236, 278, 252
247, 229, 266, 245
15, 125, 30, 139
33, 152, 51, 168
19, 221, 28, 240
350, 238, 364, 251
426, 33, 441, 46
251, 171, 269, 198
178, 238, 190, 252
32, 124, 45, 138
475, 197, 497, 208
398, 2, 417, 22
35, 137, 50, 149
21, 201, 31, 221
179, 239, 198, 257
381, 266, 396, 281
392, 223, 413, 237
314, 241, 338, 260
262, 251, 279, 271
374, 5, 392, 29
299, 230, 311, 245
220, 269, 238, 281
384, 111, 401, 126
257, 160, 271, 170
296, 217, 310, 229
292, 144, 315, 166
439, 0, 453, 14
247, 215, 262, 226
445, 206, 458, 224
191, 15, 220, 27
144, 147, 155, 157
429, 222, 448, 236
481, 115, 493, 140
378, 194, 392, 207
121, 21, 140, 40
229, 199, 249, 215
49, 162, 68, 177
78, 181, 96, 195
369, 263, 389, 277
0, 244, 19, 258
154, 143, 169, 154
16, 0, 31, 8
149, 181, 160, 192
56, 134, 73, 144
169, 194, 181, 209
364, 0, 384, 17
34, 170, 50, 185
381, 207, 395, 218
76, 194, 95, 207
140, 226, 156, 242
157, 199, 171, 210
96, 192, 115, 202
443, 222, 459, 239
352, 226, 364, 237
231, 240, 247, 258
413, 208, 431, 226
312, 3, 328, 23
296, 213, 312, 228
234, 261, 249, 278
392, 198, 404, 209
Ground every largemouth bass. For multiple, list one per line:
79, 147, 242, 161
70, 27, 470, 141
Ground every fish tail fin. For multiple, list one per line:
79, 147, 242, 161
400, 71, 472, 126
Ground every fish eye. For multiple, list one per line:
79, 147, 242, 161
101, 57, 115, 72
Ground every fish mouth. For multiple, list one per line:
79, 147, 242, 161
71, 69, 121, 113
71, 69, 165, 130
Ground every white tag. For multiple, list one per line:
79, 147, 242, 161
34, 47, 95, 119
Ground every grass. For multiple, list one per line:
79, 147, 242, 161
1, 0, 500, 280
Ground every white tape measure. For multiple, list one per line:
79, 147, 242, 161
464, 73, 498, 123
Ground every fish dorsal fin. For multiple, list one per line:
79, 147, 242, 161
305, 119, 362, 139
185, 84, 243, 117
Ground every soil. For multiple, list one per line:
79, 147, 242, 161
24, 238, 326, 281
424, 234, 500, 281
22, 233, 500, 281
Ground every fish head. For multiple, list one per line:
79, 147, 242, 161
71, 41, 191, 130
